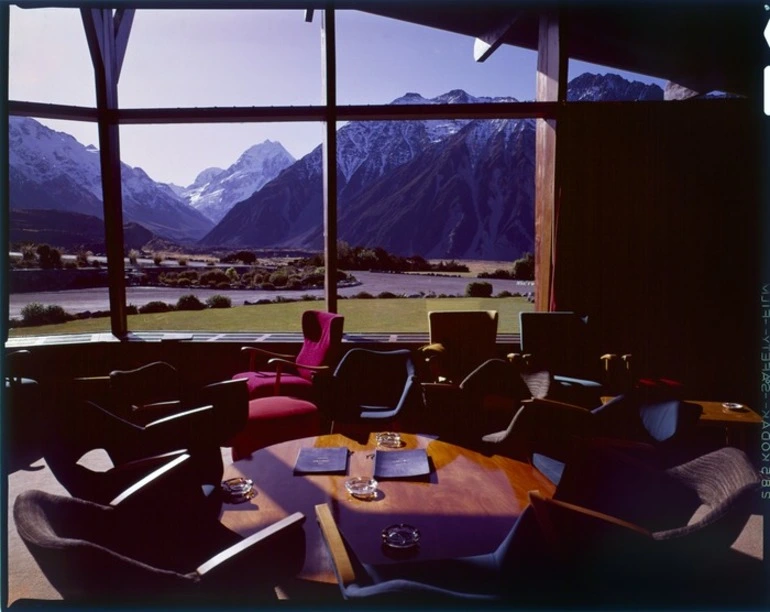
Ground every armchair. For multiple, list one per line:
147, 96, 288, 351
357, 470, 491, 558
315, 501, 555, 604
514, 311, 626, 406
325, 348, 420, 434
233, 310, 344, 400
44, 378, 248, 505
483, 393, 703, 485
15, 453, 306, 605
4, 349, 43, 469
421, 310, 499, 384
530, 444, 761, 606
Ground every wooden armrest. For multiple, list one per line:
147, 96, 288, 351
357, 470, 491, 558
266, 358, 328, 372
143, 404, 213, 428
196, 512, 306, 576
109, 452, 190, 506
523, 397, 590, 412
241, 345, 296, 371
315, 503, 356, 587
529, 490, 651, 538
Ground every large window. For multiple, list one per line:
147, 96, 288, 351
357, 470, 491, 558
7, 7, 669, 341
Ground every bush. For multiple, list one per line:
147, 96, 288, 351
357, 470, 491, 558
269, 271, 289, 287
20, 303, 72, 326
377, 291, 398, 299
465, 281, 493, 298
497, 290, 513, 298
176, 294, 206, 311
512, 252, 535, 280
206, 294, 232, 309
20, 303, 46, 325
353, 291, 374, 299
138, 301, 172, 314
126, 304, 139, 315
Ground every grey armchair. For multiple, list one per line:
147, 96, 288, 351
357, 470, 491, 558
15, 453, 306, 605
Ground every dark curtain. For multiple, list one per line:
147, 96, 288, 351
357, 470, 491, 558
552, 99, 761, 402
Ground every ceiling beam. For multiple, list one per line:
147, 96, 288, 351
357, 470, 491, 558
113, 8, 135, 82
473, 15, 519, 63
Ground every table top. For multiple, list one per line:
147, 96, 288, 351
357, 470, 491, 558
693, 400, 763, 425
220, 432, 555, 584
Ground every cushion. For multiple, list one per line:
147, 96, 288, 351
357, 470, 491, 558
229, 397, 320, 460
233, 372, 313, 400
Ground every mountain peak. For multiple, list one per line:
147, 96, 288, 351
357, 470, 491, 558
391, 92, 429, 105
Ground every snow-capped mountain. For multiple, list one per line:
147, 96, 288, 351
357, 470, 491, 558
9, 116, 214, 243
200, 73, 661, 258
8, 72, 664, 258
566, 72, 663, 102
180, 140, 295, 223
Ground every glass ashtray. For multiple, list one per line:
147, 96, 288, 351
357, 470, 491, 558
376, 432, 403, 448
722, 402, 748, 412
345, 476, 379, 500
221, 477, 256, 503
381, 524, 420, 549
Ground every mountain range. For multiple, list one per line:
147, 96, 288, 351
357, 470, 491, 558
8, 72, 664, 260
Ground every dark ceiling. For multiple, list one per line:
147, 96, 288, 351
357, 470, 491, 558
362, 2, 765, 97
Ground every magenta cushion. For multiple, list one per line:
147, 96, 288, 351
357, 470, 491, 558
232, 372, 314, 400
229, 396, 320, 460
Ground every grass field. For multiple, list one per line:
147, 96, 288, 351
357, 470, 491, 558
9, 297, 533, 336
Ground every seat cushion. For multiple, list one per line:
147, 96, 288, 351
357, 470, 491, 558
229, 397, 320, 460
232, 372, 314, 400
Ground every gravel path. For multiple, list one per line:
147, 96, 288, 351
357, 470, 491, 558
8, 271, 534, 319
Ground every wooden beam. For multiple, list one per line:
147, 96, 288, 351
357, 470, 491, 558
473, 16, 519, 63
81, 8, 128, 338
534, 9, 566, 312
321, 8, 338, 314
113, 8, 135, 82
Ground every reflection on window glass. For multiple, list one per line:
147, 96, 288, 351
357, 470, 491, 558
8, 118, 111, 338
9, 6, 95, 106
336, 11, 537, 105
119, 9, 322, 108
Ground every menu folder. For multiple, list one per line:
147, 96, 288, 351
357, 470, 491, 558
373, 449, 430, 479
294, 446, 349, 475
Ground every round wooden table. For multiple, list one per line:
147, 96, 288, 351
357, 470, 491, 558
220, 432, 555, 585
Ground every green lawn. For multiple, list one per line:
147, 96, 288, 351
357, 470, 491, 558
9, 297, 533, 337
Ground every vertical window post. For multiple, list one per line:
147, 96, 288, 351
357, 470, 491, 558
1, 3, 9, 343
534, 9, 567, 312
81, 8, 131, 338
321, 8, 338, 314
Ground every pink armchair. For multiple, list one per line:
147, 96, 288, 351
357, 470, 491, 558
233, 310, 344, 400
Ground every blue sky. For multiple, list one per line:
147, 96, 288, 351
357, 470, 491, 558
9, 7, 665, 187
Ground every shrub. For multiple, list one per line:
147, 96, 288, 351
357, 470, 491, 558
512, 252, 535, 280
377, 291, 398, 299
206, 294, 232, 309
269, 270, 289, 287
259, 282, 276, 291
126, 304, 139, 315
64, 261, 77, 270
177, 257, 188, 266
20, 303, 47, 325
465, 281, 493, 298
176, 294, 206, 311
138, 301, 172, 314
286, 278, 304, 290
20, 303, 71, 326
36, 244, 62, 269
128, 249, 140, 265
497, 290, 513, 298
177, 278, 191, 287
199, 270, 229, 286
153, 254, 163, 266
